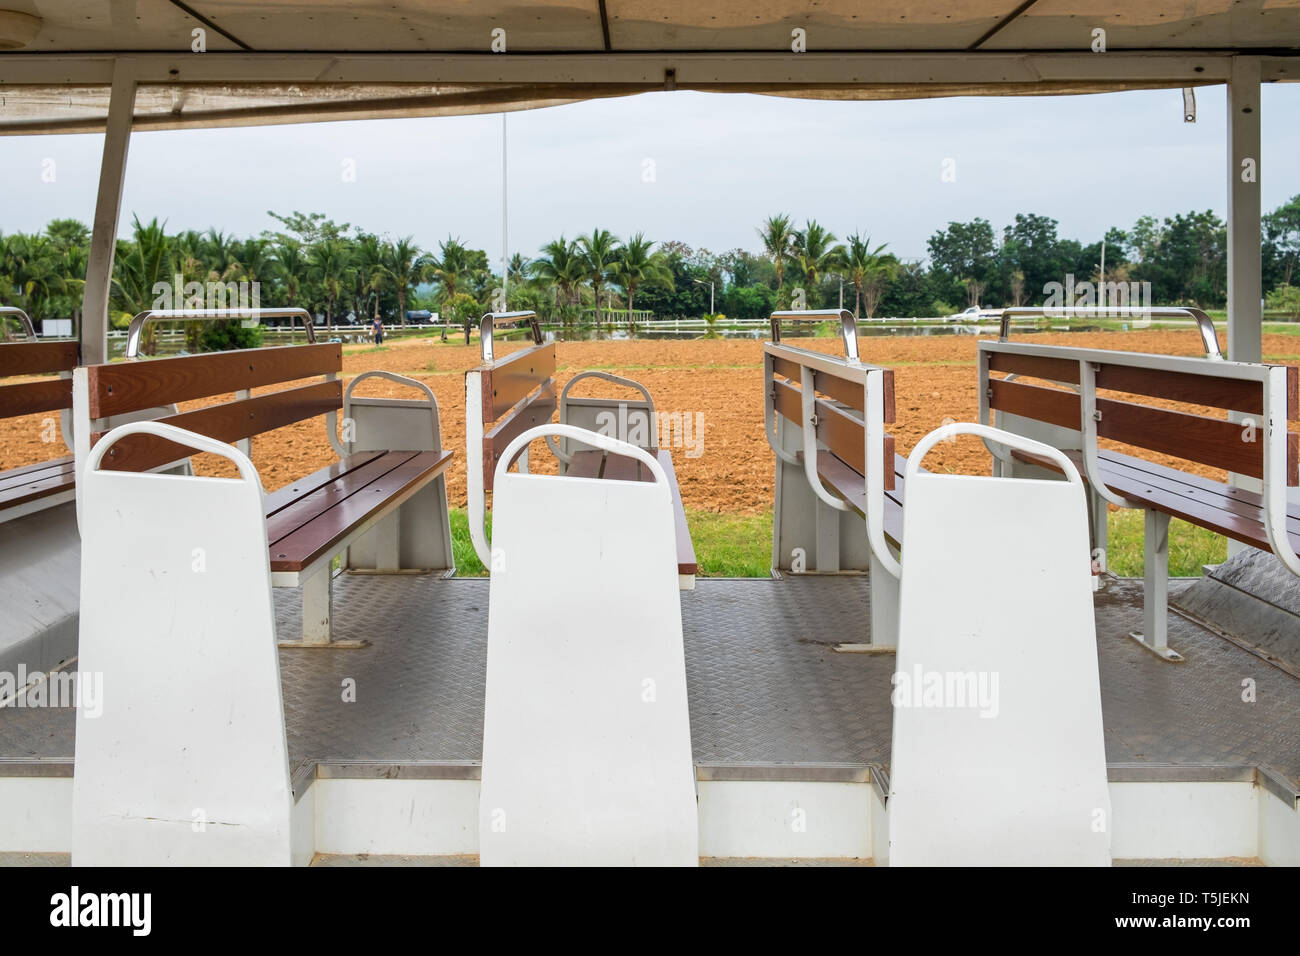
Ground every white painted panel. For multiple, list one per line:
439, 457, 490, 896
479, 451, 697, 866
73, 426, 292, 865
313, 779, 479, 857
1257, 790, 1300, 867
292, 785, 316, 868
890, 461, 1110, 865
697, 781, 872, 861
0, 777, 72, 852
1111, 782, 1257, 861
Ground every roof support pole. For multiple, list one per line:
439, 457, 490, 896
1226, 57, 1263, 545
80, 59, 136, 365
1226, 57, 1261, 365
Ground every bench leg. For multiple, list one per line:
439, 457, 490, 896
278, 568, 370, 649
838, 547, 900, 653
1128, 509, 1184, 662
373, 511, 400, 572
815, 498, 841, 573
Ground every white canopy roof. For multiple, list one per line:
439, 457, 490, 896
0, 1, 1297, 133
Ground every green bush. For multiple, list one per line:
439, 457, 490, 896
199, 319, 264, 352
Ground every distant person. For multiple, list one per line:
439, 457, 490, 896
372, 316, 384, 345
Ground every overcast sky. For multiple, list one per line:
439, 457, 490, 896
2, 84, 1298, 265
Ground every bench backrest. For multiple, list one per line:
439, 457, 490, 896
469, 340, 558, 493
74, 343, 344, 473
765, 342, 897, 490
978, 341, 1299, 485
0, 340, 79, 422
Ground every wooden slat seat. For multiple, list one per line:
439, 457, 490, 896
567, 448, 698, 576
1, 339, 80, 520
267, 449, 454, 574
1010, 446, 1300, 559
980, 336, 1300, 659
75, 342, 455, 645
0, 455, 76, 512
803, 451, 913, 549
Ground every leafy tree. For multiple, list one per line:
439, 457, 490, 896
612, 233, 672, 315
578, 229, 621, 325
758, 214, 796, 297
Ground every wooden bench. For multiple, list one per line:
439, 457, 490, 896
72, 338, 455, 646
464, 311, 697, 588
978, 332, 1299, 660
764, 310, 906, 647
0, 308, 78, 521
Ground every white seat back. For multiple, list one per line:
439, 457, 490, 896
888, 423, 1111, 866
478, 425, 697, 866
73, 422, 292, 865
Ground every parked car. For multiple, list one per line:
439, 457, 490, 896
945, 306, 1003, 322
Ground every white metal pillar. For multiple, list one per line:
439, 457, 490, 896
1226, 57, 1262, 364
1225, 58, 1264, 550
80, 60, 136, 365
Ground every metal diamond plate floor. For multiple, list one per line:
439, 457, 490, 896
2, 574, 1299, 793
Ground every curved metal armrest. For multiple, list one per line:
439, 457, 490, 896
998, 306, 1222, 359
479, 311, 542, 362
909, 422, 1084, 488
342, 370, 442, 456
770, 309, 860, 362
498, 424, 666, 489
0, 307, 37, 339
81, 420, 264, 525
549, 370, 656, 465
125, 307, 315, 358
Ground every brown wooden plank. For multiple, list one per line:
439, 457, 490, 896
87, 343, 342, 419
771, 355, 894, 422
986, 350, 1081, 384
1013, 447, 1298, 555
0, 456, 74, 492
265, 451, 417, 542
263, 450, 388, 516
772, 379, 893, 490
1288, 365, 1299, 421
1096, 363, 1263, 413
480, 344, 556, 422
92, 380, 342, 473
482, 384, 557, 491
0, 466, 75, 511
1097, 397, 1264, 479
1102, 448, 1300, 522
0, 378, 71, 417
656, 449, 698, 575
269, 449, 454, 573
0, 342, 78, 378
988, 379, 1080, 430
812, 450, 906, 548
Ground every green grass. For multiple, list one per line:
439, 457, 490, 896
1104, 509, 1227, 577
684, 510, 772, 576
449, 506, 1225, 579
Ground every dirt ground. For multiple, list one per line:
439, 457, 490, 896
5, 329, 1297, 515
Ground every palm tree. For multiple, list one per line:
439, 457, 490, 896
530, 237, 585, 323
272, 237, 310, 309
791, 220, 844, 302
308, 238, 351, 324
379, 236, 429, 329
110, 217, 176, 350
843, 233, 891, 318
1, 232, 66, 320
578, 229, 621, 326
612, 233, 672, 316
352, 234, 388, 322
759, 214, 796, 294
428, 237, 475, 341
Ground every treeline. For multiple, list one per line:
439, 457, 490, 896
3, 197, 1299, 335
